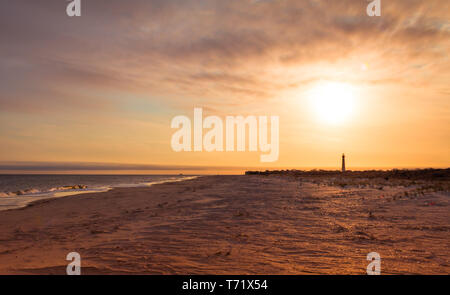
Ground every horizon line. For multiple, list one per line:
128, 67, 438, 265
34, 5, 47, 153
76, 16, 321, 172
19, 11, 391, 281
0, 161, 447, 174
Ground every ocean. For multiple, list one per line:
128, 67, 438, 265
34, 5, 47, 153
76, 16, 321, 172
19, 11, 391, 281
0, 174, 195, 211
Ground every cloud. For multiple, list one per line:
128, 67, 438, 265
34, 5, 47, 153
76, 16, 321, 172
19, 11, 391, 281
0, 0, 448, 167
1, 0, 448, 111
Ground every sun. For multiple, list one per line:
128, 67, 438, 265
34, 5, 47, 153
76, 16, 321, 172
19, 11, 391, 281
307, 81, 356, 125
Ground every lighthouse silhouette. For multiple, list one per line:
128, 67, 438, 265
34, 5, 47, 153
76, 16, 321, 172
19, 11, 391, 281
341, 153, 346, 172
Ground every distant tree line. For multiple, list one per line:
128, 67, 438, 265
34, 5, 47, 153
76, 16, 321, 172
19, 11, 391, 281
245, 168, 450, 181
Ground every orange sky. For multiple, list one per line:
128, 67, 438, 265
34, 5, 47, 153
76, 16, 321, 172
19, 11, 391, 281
0, 0, 449, 173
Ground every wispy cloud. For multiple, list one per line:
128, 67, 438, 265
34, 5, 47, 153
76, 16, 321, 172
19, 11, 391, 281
1, 0, 448, 110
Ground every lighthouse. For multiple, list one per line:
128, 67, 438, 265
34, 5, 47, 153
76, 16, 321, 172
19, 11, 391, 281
341, 153, 346, 172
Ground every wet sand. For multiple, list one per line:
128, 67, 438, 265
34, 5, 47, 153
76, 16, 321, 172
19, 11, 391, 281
0, 175, 448, 274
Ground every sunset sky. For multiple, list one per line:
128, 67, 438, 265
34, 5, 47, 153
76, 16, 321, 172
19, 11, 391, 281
0, 0, 449, 173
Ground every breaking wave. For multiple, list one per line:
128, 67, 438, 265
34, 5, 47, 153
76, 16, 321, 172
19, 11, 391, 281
0, 185, 89, 198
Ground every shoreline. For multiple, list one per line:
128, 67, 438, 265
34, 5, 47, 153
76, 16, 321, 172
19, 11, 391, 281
0, 175, 200, 212
0, 175, 448, 274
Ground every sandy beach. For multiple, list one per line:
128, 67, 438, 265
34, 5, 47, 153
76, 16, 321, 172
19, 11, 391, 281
0, 175, 448, 274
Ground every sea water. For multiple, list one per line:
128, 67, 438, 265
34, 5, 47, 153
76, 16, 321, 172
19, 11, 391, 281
0, 174, 195, 211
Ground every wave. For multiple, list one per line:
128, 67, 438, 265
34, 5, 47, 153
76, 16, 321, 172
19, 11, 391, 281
49, 185, 88, 191
0, 185, 89, 198
0, 176, 197, 198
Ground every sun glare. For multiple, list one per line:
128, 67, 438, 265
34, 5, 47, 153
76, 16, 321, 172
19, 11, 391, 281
308, 81, 356, 125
